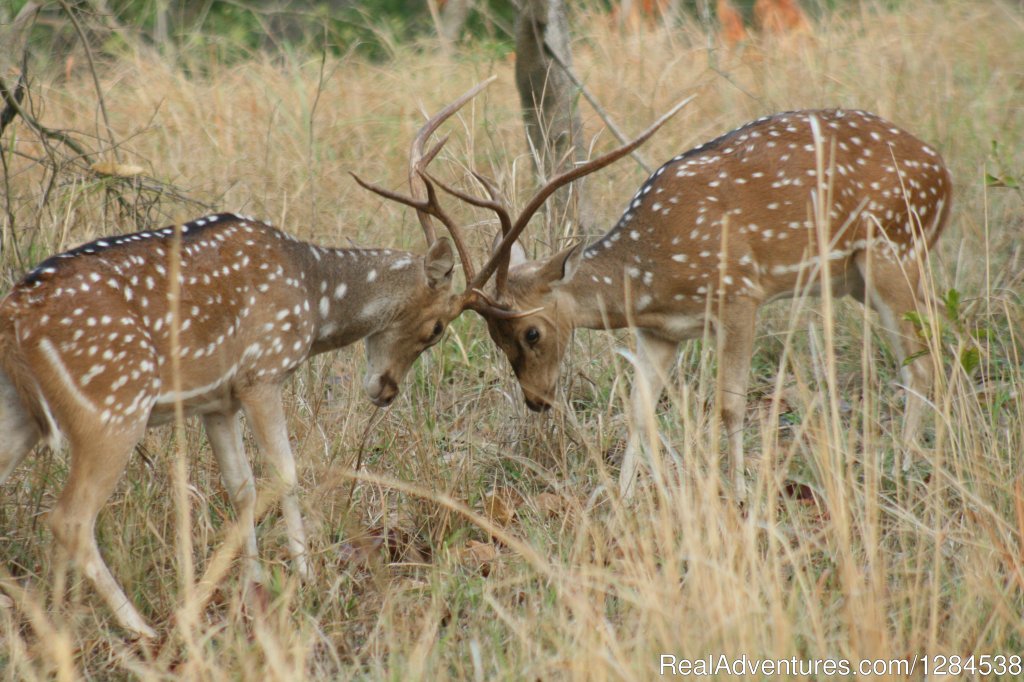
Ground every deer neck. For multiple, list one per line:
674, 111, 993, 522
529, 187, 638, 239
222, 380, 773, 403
298, 245, 418, 354
557, 241, 648, 331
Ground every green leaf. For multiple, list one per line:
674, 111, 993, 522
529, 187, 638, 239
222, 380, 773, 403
903, 310, 926, 331
944, 288, 961, 321
960, 347, 981, 375
903, 349, 930, 366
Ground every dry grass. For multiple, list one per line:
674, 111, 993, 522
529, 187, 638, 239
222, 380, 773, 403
2, 1, 1024, 679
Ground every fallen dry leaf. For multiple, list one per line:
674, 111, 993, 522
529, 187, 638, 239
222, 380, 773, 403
382, 526, 432, 564
460, 539, 499, 576
482, 487, 524, 526
338, 526, 431, 567
463, 539, 498, 563
780, 481, 830, 520
90, 160, 145, 177
337, 533, 386, 567
533, 492, 567, 518
782, 481, 816, 502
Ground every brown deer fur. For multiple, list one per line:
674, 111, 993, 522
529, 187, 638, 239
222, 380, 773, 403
0, 213, 458, 637
481, 109, 952, 498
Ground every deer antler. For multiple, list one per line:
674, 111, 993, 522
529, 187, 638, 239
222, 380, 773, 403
355, 81, 693, 320
351, 170, 478, 283
353, 75, 496, 260
454, 94, 696, 316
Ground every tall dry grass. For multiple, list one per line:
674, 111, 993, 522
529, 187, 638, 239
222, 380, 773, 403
2, 0, 1024, 679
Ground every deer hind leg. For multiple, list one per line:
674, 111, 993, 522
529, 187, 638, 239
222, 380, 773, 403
0, 369, 41, 484
620, 331, 679, 499
716, 299, 758, 500
854, 250, 932, 468
240, 384, 310, 580
203, 411, 263, 584
48, 426, 155, 639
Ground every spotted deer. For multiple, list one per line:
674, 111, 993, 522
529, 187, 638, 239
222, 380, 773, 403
474, 109, 952, 498
0, 210, 467, 637
0, 79, 686, 639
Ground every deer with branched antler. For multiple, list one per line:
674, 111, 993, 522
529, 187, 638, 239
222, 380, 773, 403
0, 78, 686, 639
475, 109, 951, 498
0, 89, 509, 639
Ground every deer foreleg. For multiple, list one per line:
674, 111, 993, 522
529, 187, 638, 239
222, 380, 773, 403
620, 331, 678, 499
241, 385, 311, 580
203, 412, 263, 583
716, 300, 757, 500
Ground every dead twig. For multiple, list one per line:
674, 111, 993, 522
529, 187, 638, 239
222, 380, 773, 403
540, 33, 655, 175
0, 71, 208, 245
343, 406, 386, 522
0, 55, 28, 137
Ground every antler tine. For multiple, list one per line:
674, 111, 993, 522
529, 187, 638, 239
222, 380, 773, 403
468, 288, 544, 320
417, 172, 477, 284
352, 173, 479, 280
462, 296, 543, 320
409, 76, 498, 245
469, 171, 503, 204
352, 170, 479, 282
350, 171, 428, 212
426, 171, 524, 309
469, 94, 697, 294
421, 134, 450, 169
425, 171, 515, 240
463, 170, 519, 292
408, 134, 450, 228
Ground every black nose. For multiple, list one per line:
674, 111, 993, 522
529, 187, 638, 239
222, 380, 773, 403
524, 396, 551, 412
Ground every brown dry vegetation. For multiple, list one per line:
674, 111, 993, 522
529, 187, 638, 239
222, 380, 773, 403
2, 1, 1024, 679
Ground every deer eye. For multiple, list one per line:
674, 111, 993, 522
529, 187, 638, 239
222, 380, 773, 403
432, 321, 444, 337
525, 327, 540, 346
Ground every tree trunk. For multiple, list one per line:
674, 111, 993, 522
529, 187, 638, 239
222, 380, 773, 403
441, 0, 473, 44
514, 0, 589, 246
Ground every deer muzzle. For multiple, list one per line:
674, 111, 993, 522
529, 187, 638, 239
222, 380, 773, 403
364, 372, 399, 407
522, 391, 552, 413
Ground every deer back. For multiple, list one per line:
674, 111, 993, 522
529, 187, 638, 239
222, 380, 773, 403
0, 213, 452, 432
583, 108, 951, 309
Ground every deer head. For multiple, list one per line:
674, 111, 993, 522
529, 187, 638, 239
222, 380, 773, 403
354, 84, 693, 398
359, 237, 456, 406
480, 240, 583, 411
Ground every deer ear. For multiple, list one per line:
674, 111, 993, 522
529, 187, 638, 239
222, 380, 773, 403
539, 243, 582, 286
424, 237, 455, 289
492, 232, 528, 268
